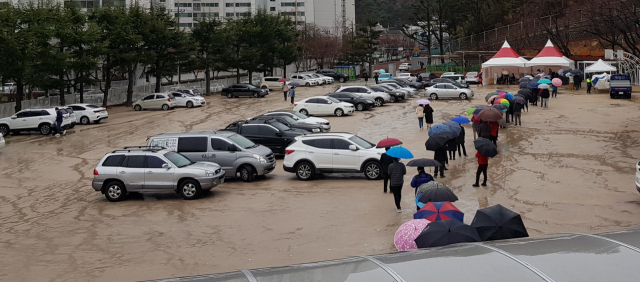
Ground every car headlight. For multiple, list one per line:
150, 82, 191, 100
205, 170, 215, 177
253, 154, 267, 164
312, 128, 320, 133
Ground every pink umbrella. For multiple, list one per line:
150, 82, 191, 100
394, 219, 431, 251
279, 78, 285, 82
487, 95, 499, 105
552, 78, 562, 87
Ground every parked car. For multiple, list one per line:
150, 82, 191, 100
283, 133, 384, 180
263, 111, 331, 132
0, 133, 5, 149
221, 119, 307, 155
636, 160, 640, 193
308, 73, 333, 84
289, 74, 318, 86
378, 73, 393, 81
302, 74, 323, 85
170, 92, 205, 108
175, 88, 202, 96
367, 85, 405, 102
0, 107, 73, 136
425, 78, 470, 88
398, 63, 411, 71
336, 86, 391, 107
260, 76, 284, 90
464, 72, 480, 84
293, 96, 355, 117
59, 107, 77, 128
92, 147, 225, 201
424, 83, 474, 100
387, 78, 423, 90
397, 73, 416, 82
68, 104, 109, 125
441, 72, 455, 76
317, 69, 349, 82
610, 74, 632, 99
326, 93, 376, 111
221, 84, 269, 98
419, 72, 438, 81
378, 82, 419, 97
133, 93, 177, 111
250, 115, 323, 133
440, 74, 466, 84
147, 131, 276, 182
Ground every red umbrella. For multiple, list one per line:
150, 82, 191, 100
376, 138, 402, 148
279, 78, 285, 82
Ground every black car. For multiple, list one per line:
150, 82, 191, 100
420, 72, 438, 81
367, 85, 405, 102
425, 78, 470, 88
326, 93, 376, 111
221, 119, 307, 155
250, 116, 323, 133
221, 84, 269, 98
316, 69, 349, 83
387, 78, 422, 90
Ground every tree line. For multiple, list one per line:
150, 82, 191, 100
0, 3, 301, 111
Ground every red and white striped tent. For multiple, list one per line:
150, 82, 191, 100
481, 40, 529, 85
526, 39, 573, 69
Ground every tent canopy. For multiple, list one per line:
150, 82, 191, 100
481, 41, 528, 68
526, 40, 572, 67
585, 59, 617, 73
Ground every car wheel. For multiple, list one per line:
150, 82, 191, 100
261, 86, 268, 90
80, 116, 90, 125
186, 101, 193, 108
364, 161, 382, 180
104, 181, 127, 202
356, 103, 365, 111
134, 104, 142, 111
295, 161, 315, 181
0, 124, 9, 136
94, 120, 101, 124
39, 124, 51, 135
227, 92, 233, 98
341, 77, 347, 83
179, 179, 202, 200
299, 109, 309, 116
390, 96, 397, 103
374, 98, 383, 107
305, 82, 310, 86
430, 93, 438, 100
334, 108, 344, 117
459, 93, 468, 100
238, 165, 255, 182
162, 104, 169, 111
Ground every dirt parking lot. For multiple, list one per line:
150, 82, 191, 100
1, 82, 640, 281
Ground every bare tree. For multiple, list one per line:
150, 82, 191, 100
584, 0, 640, 57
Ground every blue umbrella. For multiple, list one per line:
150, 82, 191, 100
527, 81, 539, 88
288, 82, 300, 87
385, 146, 414, 159
442, 121, 461, 136
428, 124, 451, 136
538, 79, 552, 84
451, 116, 470, 124
505, 93, 514, 100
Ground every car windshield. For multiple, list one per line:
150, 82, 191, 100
86, 105, 100, 109
246, 84, 257, 89
349, 136, 374, 149
192, 89, 201, 94
290, 112, 308, 119
228, 134, 257, 149
326, 97, 340, 103
270, 122, 290, 131
184, 93, 195, 97
164, 151, 194, 168
279, 116, 298, 124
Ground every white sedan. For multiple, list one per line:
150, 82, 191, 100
68, 104, 109, 125
293, 96, 355, 117
397, 73, 416, 82
424, 83, 474, 100
171, 92, 205, 108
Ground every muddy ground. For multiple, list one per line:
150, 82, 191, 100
1, 82, 640, 281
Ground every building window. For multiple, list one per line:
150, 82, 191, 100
225, 3, 233, 7
202, 3, 218, 7
193, 12, 219, 18
235, 2, 250, 7
175, 3, 191, 7
281, 2, 303, 7
280, 11, 305, 16
236, 12, 250, 17
226, 12, 234, 17
175, 13, 193, 17
270, 7, 275, 11
102, 0, 125, 7
64, 0, 100, 8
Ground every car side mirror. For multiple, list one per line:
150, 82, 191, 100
162, 163, 171, 169
11, 116, 17, 119
276, 132, 283, 137
349, 145, 358, 151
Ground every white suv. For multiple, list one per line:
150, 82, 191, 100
0, 107, 72, 136
335, 86, 391, 107
283, 133, 385, 180
260, 76, 284, 90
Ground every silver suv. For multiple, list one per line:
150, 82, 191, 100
92, 146, 225, 201
147, 131, 276, 182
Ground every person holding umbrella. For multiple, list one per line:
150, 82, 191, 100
433, 145, 447, 178
281, 78, 289, 101
410, 167, 434, 195
363, 71, 369, 85
568, 75, 574, 91
415, 104, 425, 130
540, 87, 550, 109
423, 104, 434, 130
381, 148, 394, 193
575, 75, 582, 90
447, 136, 458, 161
374, 73, 379, 84
473, 150, 488, 187
288, 86, 296, 104
385, 147, 413, 213
472, 137, 497, 187
514, 100, 524, 126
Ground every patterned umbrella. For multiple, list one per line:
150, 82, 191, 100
499, 92, 514, 100
416, 181, 451, 195
394, 219, 431, 251
428, 124, 451, 136
494, 98, 510, 108
414, 201, 464, 222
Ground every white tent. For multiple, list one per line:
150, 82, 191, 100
481, 41, 529, 85
526, 40, 573, 68
585, 59, 617, 73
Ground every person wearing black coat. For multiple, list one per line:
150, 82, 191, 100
506, 102, 514, 124
478, 121, 492, 139
423, 105, 434, 129
531, 88, 539, 106
540, 88, 550, 109
457, 126, 467, 157
380, 147, 395, 193
447, 138, 457, 161
433, 144, 448, 178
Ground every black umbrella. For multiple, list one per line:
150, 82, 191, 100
490, 104, 507, 112
471, 204, 529, 241
518, 77, 530, 83
519, 81, 528, 89
406, 158, 442, 167
473, 137, 498, 158
517, 89, 532, 100
425, 131, 455, 151
414, 219, 481, 248
417, 186, 459, 203
569, 69, 583, 76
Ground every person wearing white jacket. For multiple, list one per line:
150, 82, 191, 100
415, 105, 425, 130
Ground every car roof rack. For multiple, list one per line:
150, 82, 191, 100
111, 146, 166, 153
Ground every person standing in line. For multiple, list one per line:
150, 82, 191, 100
380, 147, 394, 193
586, 78, 592, 93
575, 75, 582, 90
540, 87, 550, 109
568, 75, 574, 91
457, 125, 467, 157
471, 115, 480, 140
478, 120, 491, 139
472, 151, 488, 187
514, 102, 523, 126
374, 73, 379, 84
551, 85, 558, 98
489, 121, 499, 145
433, 143, 448, 178
282, 80, 289, 101
410, 167, 433, 195
288, 86, 296, 104
388, 158, 406, 213
423, 104, 434, 130
505, 102, 514, 124
447, 137, 457, 161
415, 104, 424, 130
531, 88, 539, 106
